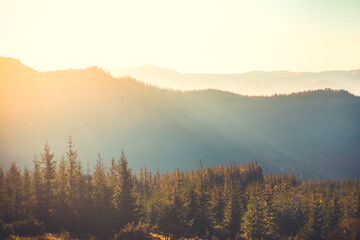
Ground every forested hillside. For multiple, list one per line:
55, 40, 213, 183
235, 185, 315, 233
1, 141, 359, 239
1, 57, 360, 179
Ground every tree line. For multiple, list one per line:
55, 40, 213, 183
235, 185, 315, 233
1, 137, 360, 239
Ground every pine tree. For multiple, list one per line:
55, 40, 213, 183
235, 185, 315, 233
79, 162, 93, 234
0, 168, 8, 221
241, 186, 267, 240
65, 135, 82, 232
186, 187, 199, 236
66, 135, 79, 207
33, 156, 45, 221
136, 168, 146, 223
23, 168, 35, 219
92, 153, 109, 235
112, 150, 137, 229
224, 181, 244, 239
210, 185, 226, 237
276, 190, 304, 238
6, 163, 24, 221
54, 155, 68, 229
340, 189, 359, 239
41, 141, 56, 223
196, 170, 212, 236
299, 193, 326, 240
262, 184, 278, 240
93, 153, 107, 209
148, 197, 161, 227
159, 193, 186, 239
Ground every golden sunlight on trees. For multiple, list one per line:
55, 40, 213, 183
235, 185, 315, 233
0, 140, 359, 239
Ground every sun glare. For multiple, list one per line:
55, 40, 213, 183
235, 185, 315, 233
0, 0, 360, 73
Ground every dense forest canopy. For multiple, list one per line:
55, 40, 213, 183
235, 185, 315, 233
0, 140, 359, 239
1, 57, 360, 179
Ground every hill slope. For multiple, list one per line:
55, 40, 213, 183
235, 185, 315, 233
1, 57, 360, 179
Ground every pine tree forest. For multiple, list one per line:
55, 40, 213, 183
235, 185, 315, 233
1, 138, 359, 240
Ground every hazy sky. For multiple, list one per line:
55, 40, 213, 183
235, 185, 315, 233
1, 0, 360, 73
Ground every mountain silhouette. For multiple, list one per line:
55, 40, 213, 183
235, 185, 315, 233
107, 65, 360, 96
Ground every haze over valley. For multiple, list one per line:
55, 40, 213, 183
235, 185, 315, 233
1, 57, 359, 180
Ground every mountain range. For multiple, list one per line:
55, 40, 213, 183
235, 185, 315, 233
1, 57, 360, 179
107, 65, 360, 96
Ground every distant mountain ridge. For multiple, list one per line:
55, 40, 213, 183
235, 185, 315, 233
107, 64, 360, 96
1, 57, 360, 179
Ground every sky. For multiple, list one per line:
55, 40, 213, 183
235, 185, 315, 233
0, 0, 360, 73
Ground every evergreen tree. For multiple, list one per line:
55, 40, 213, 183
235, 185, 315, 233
92, 154, 107, 209
276, 191, 304, 238
299, 193, 326, 240
65, 135, 81, 232
224, 181, 244, 239
147, 197, 161, 228
66, 135, 79, 207
41, 141, 56, 224
79, 162, 93, 234
54, 155, 68, 229
340, 189, 359, 239
196, 170, 212, 236
211, 186, 225, 222
186, 187, 199, 236
6, 163, 24, 221
112, 150, 137, 229
262, 184, 279, 240
92, 153, 109, 235
210, 186, 226, 236
0, 168, 7, 220
33, 156, 45, 221
23, 168, 35, 219
159, 193, 186, 239
242, 186, 267, 240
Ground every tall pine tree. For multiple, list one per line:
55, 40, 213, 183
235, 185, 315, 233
33, 156, 45, 222
92, 153, 109, 235
54, 155, 68, 229
23, 168, 35, 219
112, 150, 137, 229
6, 163, 24, 221
41, 141, 56, 224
